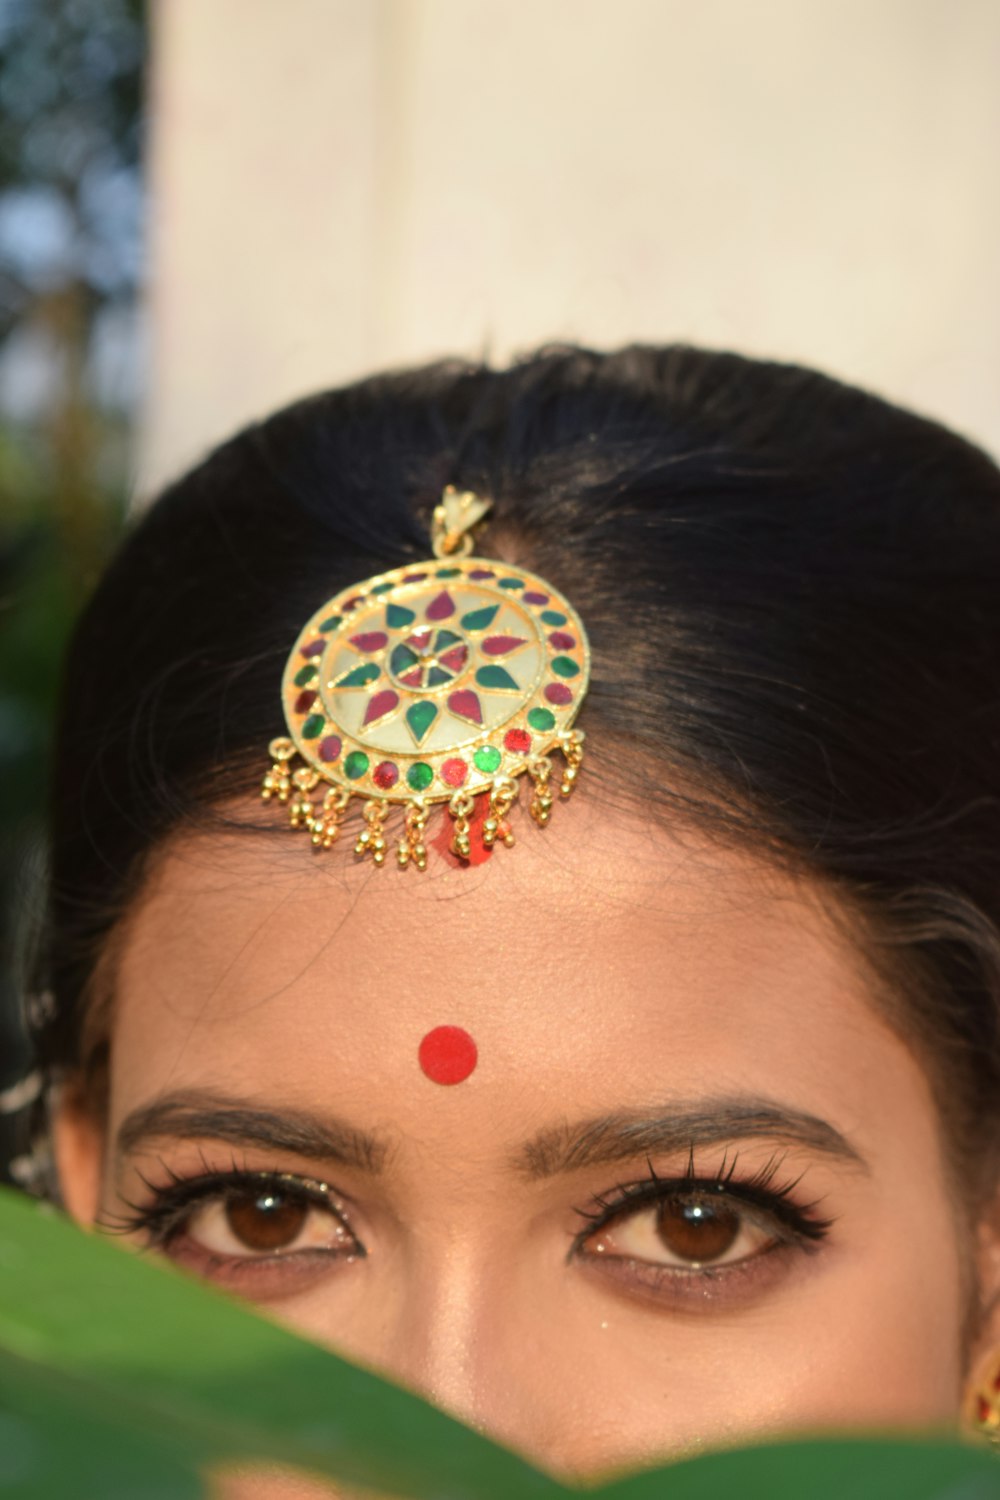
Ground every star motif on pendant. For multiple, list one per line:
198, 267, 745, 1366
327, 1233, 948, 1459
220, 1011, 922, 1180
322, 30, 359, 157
328, 589, 533, 747
389, 627, 469, 690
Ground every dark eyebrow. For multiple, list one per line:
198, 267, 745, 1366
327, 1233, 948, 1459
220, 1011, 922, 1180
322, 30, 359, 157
512, 1098, 869, 1180
115, 1089, 390, 1175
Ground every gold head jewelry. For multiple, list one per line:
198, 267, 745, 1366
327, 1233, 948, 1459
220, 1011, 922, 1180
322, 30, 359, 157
261, 487, 590, 868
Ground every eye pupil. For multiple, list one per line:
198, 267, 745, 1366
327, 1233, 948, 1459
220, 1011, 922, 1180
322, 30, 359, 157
225, 1190, 308, 1251
656, 1196, 740, 1263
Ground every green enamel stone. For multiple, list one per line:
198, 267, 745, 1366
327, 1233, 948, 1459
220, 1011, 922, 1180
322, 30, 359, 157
407, 762, 434, 791
302, 714, 325, 739
334, 662, 380, 688
460, 604, 500, 632
319, 614, 341, 632
436, 567, 462, 578
344, 750, 369, 779
370, 581, 395, 595
499, 577, 524, 590
476, 665, 520, 691
541, 610, 567, 626
434, 629, 462, 649
406, 701, 438, 743
474, 745, 502, 773
294, 664, 317, 687
550, 656, 579, 679
427, 666, 451, 687
527, 707, 556, 731
390, 643, 419, 674
386, 603, 416, 629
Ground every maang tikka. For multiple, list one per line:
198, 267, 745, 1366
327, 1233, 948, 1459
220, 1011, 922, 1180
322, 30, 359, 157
261, 487, 590, 869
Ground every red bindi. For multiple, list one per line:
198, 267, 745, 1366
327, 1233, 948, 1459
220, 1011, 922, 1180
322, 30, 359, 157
418, 1025, 478, 1085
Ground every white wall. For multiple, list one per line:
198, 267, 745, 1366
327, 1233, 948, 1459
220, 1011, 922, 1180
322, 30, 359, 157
140, 0, 1000, 497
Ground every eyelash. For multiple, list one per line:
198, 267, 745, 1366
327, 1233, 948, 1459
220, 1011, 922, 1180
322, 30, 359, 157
104, 1157, 358, 1256
104, 1146, 835, 1305
570, 1147, 834, 1262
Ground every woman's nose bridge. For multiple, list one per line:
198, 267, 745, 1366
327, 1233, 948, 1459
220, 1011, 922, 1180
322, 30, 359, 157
388, 1241, 501, 1407
368, 1239, 551, 1452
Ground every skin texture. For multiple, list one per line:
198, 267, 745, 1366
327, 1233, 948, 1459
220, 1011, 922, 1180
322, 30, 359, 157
53, 790, 1000, 1496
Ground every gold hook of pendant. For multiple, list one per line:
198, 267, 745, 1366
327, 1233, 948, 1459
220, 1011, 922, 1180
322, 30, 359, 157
432, 486, 493, 559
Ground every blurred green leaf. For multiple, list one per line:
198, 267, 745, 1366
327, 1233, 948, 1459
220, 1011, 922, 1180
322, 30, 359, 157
599, 1431, 1000, 1499
0, 1360, 201, 1499
1, 1186, 999, 1499
0, 1187, 567, 1498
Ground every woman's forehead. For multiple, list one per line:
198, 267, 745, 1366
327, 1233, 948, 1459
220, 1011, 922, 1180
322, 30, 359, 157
104, 801, 934, 1164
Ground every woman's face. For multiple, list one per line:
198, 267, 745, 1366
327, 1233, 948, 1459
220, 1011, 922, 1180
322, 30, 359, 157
55, 794, 996, 1492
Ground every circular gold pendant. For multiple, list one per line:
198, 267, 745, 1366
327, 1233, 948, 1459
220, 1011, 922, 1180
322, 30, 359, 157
281, 554, 590, 802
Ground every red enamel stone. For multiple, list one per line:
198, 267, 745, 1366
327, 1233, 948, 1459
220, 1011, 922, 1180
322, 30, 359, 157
294, 689, 318, 713
425, 591, 456, 621
319, 735, 342, 762
373, 760, 399, 789
522, 591, 549, 605
400, 668, 424, 687
403, 571, 428, 582
548, 631, 576, 650
441, 757, 468, 787
408, 627, 433, 651
468, 568, 496, 580
349, 631, 389, 652
448, 689, 483, 725
363, 689, 399, 726
341, 594, 365, 611
438, 645, 469, 673
419, 1025, 478, 1085
544, 682, 574, 706
301, 638, 326, 657
504, 728, 532, 753
482, 634, 528, 656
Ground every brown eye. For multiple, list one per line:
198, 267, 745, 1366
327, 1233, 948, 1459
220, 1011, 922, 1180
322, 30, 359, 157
225, 1190, 309, 1252
178, 1181, 359, 1261
655, 1196, 741, 1263
581, 1187, 779, 1272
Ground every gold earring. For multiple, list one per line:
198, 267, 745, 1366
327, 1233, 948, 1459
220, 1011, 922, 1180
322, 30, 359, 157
963, 1347, 1000, 1447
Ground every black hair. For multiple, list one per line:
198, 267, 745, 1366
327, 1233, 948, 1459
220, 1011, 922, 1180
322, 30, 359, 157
21, 341, 1000, 1211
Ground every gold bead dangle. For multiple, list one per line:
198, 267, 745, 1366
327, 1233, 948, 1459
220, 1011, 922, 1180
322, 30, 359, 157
448, 789, 476, 860
289, 767, 320, 829
483, 776, 518, 849
355, 799, 390, 865
558, 728, 585, 796
397, 798, 430, 870
311, 785, 351, 848
526, 754, 554, 827
262, 737, 295, 803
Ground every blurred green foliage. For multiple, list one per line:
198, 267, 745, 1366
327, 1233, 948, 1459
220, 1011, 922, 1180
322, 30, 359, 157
3, 1184, 999, 1499
0, 0, 144, 1168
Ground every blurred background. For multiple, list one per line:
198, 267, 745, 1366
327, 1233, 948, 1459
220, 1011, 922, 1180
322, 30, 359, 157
1, 0, 999, 1170
0, 0, 144, 1173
